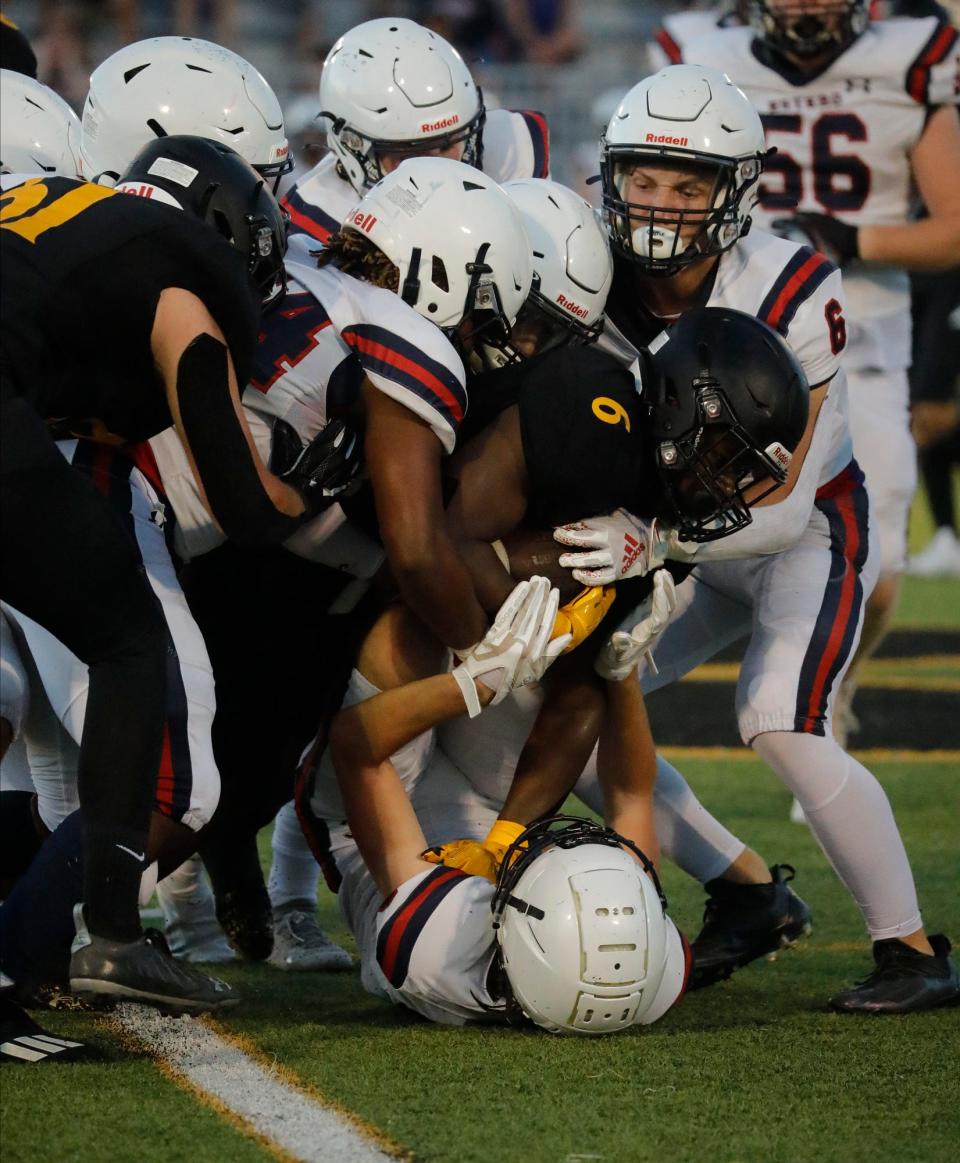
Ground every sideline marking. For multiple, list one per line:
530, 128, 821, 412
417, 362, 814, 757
659, 746, 960, 764
678, 659, 960, 690
111, 1004, 400, 1163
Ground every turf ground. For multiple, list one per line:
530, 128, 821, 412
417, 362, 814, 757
2, 497, 958, 1163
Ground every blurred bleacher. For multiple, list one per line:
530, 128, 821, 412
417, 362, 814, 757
2, 0, 670, 190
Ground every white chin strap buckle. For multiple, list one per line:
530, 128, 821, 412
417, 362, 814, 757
632, 224, 685, 261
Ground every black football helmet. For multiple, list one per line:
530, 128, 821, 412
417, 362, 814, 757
749, 2, 869, 60
116, 135, 288, 305
647, 307, 810, 542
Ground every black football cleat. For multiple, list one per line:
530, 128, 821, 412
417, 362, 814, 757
215, 885, 274, 962
829, 933, 960, 1014
69, 905, 239, 1015
0, 995, 93, 1064
688, 864, 813, 991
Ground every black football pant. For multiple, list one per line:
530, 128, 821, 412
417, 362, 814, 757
0, 381, 167, 940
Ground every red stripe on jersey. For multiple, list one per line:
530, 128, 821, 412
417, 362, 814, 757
907, 23, 958, 104
281, 196, 333, 243
676, 930, 694, 1005
347, 332, 465, 424
801, 490, 861, 731
127, 441, 165, 498
521, 110, 551, 177
154, 727, 175, 816
379, 868, 463, 983
89, 445, 114, 498
764, 252, 830, 332
656, 26, 683, 64
815, 461, 861, 501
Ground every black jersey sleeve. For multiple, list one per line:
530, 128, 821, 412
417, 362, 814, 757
518, 346, 655, 529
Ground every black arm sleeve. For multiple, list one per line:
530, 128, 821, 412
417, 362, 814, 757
175, 334, 304, 546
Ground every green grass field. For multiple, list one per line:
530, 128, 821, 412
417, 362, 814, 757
2, 487, 958, 1163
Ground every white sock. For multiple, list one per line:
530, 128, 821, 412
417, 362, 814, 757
268, 800, 321, 912
653, 755, 746, 884
752, 731, 923, 941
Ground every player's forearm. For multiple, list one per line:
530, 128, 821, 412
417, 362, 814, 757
858, 218, 960, 272
597, 678, 660, 865
331, 673, 485, 771
389, 539, 490, 651
499, 673, 605, 824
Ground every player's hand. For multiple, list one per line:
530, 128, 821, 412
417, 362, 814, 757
594, 570, 678, 682
554, 510, 668, 585
421, 839, 498, 882
452, 577, 570, 718
771, 211, 859, 268
279, 417, 361, 513
421, 820, 527, 883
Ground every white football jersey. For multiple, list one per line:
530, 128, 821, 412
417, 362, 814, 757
149, 257, 466, 560
282, 108, 550, 243
600, 228, 853, 487
681, 16, 960, 367
648, 5, 743, 72
371, 867, 506, 1026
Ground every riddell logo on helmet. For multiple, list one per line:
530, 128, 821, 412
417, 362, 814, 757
645, 133, 689, 146
556, 294, 589, 319
421, 114, 460, 133
351, 211, 377, 233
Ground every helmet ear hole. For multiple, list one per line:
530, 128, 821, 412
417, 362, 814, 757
211, 207, 236, 246
431, 256, 449, 293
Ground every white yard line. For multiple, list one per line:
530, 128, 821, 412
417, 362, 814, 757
111, 1003, 397, 1163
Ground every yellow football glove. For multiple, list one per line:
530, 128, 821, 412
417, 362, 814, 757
421, 820, 528, 883
550, 585, 617, 652
422, 839, 498, 882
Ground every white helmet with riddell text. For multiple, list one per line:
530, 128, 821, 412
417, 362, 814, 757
343, 157, 531, 359
492, 818, 689, 1035
78, 37, 292, 187
0, 69, 81, 176
502, 178, 612, 360
319, 17, 484, 195
600, 65, 766, 274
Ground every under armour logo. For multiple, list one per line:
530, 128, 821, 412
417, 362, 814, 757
844, 77, 871, 94
621, 532, 645, 574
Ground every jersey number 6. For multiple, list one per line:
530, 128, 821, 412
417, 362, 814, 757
592, 396, 631, 432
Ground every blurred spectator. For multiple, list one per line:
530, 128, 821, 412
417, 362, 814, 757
500, 0, 584, 63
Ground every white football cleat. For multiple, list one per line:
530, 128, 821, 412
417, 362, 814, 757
906, 527, 960, 578
268, 905, 353, 972
156, 855, 237, 964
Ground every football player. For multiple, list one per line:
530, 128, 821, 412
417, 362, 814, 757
126, 156, 532, 964
281, 16, 550, 244
320, 581, 689, 1032
0, 136, 307, 1020
77, 36, 293, 189
676, 2, 960, 741
547, 64, 959, 1011
0, 70, 81, 177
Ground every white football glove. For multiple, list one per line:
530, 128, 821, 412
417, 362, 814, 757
553, 510, 670, 585
452, 577, 571, 717
594, 570, 678, 683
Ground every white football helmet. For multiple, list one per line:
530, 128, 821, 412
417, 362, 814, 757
78, 37, 292, 187
343, 157, 532, 358
492, 818, 688, 1035
0, 70, 81, 176
502, 178, 613, 361
600, 65, 766, 274
320, 17, 484, 195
